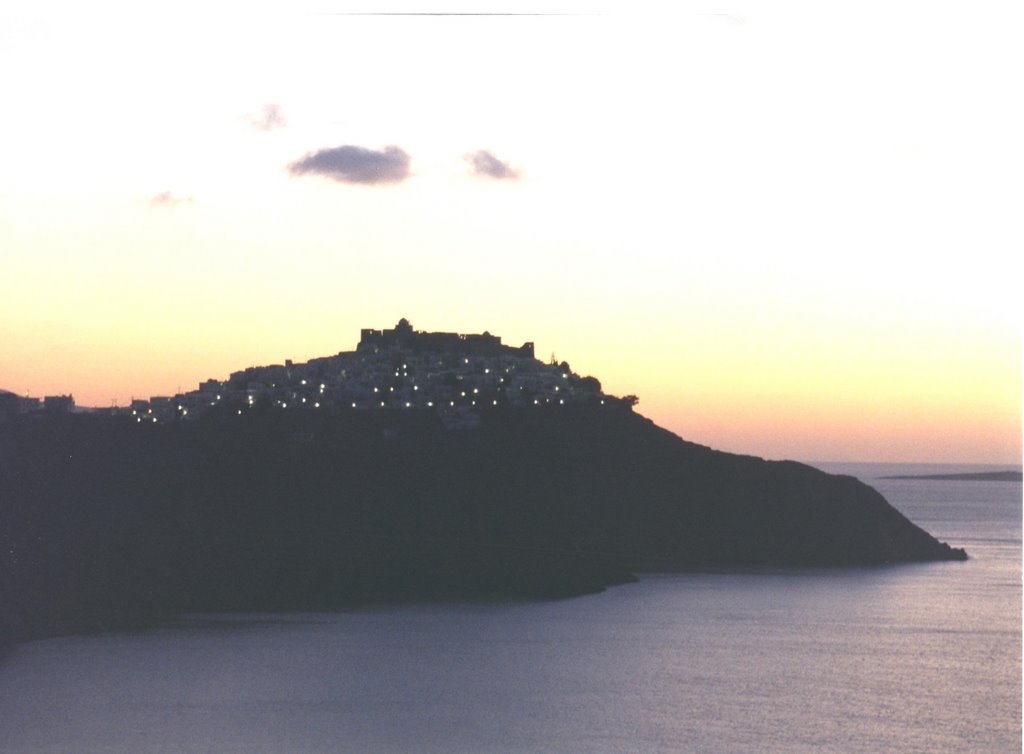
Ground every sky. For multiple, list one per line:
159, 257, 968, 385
1, 0, 1021, 464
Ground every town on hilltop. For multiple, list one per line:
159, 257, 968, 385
1, 320, 635, 428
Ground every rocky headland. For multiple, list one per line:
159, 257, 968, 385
0, 404, 966, 645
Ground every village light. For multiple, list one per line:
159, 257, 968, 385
427, 401, 433, 407
282, 403, 287, 408
473, 388, 479, 394
315, 402, 320, 408
352, 402, 357, 408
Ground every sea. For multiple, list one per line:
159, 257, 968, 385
1, 462, 1020, 753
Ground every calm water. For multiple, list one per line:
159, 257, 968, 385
1, 463, 1020, 752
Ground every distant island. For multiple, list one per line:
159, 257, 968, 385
0, 320, 967, 645
879, 471, 1022, 482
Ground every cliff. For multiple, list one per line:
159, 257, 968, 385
0, 407, 965, 644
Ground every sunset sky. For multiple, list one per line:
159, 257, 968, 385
1, 1, 1020, 463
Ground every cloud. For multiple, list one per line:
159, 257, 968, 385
249, 103, 287, 132
288, 145, 411, 185
150, 191, 193, 207
466, 150, 519, 180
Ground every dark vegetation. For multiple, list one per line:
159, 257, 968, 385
0, 407, 966, 644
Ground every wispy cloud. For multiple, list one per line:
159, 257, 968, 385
248, 103, 287, 132
466, 150, 519, 180
150, 191, 193, 207
289, 145, 411, 185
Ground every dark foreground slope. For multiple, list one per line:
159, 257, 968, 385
0, 407, 965, 643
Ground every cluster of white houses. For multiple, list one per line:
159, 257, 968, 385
121, 320, 628, 428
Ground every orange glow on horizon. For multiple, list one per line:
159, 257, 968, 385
3, 316, 1019, 465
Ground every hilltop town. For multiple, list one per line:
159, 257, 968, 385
1, 320, 633, 428
1, 320, 968, 646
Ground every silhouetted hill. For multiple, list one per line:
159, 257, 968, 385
879, 471, 1022, 482
0, 407, 965, 644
